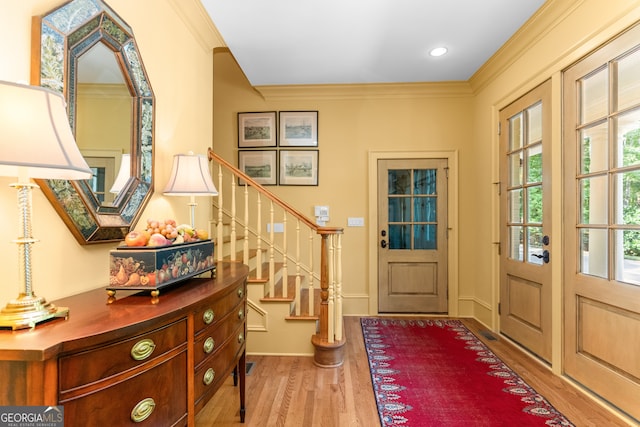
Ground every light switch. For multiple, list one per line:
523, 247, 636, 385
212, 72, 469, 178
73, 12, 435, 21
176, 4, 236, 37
348, 217, 365, 227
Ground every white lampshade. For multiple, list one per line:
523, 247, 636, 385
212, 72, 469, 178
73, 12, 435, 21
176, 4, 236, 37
0, 81, 92, 180
110, 153, 131, 194
163, 153, 218, 196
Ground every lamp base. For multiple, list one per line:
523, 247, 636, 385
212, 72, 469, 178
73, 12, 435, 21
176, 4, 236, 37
0, 293, 68, 330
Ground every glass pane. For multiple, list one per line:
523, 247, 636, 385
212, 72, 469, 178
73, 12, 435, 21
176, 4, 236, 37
527, 102, 542, 143
580, 228, 608, 278
581, 67, 608, 124
615, 109, 640, 168
508, 189, 523, 223
614, 170, 640, 225
527, 185, 543, 223
526, 144, 542, 183
580, 176, 608, 224
509, 226, 523, 261
527, 226, 543, 265
414, 225, 436, 249
414, 197, 436, 222
414, 169, 436, 195
388, 170, 411, 195
509, 112, 523, 150
389, 225, 410, 249
617, 49, 640, 112
509, 152, 523, 185
388, 197, 410, 222
616, 230, 640, 286
580, 122, 608, 174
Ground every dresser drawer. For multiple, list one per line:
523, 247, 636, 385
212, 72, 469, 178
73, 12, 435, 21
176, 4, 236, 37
59, 318, 187, 392
192, 282, 245, 333
194, 321, 245, 405
61, 350, 187, 427
194, 301, 245, 368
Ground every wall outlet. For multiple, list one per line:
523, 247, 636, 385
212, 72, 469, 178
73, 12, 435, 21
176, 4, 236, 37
347, 217, 365, 227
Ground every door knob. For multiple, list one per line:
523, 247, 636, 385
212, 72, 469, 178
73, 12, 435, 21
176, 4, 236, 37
381, 240, 387, 248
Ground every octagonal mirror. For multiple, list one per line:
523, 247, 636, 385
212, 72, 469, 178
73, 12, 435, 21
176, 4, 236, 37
31, 0, 154, 244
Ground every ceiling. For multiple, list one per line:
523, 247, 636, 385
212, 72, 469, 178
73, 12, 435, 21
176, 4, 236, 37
200, 0, 547, 86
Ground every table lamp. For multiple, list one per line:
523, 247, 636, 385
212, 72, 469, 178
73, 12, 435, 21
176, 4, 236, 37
163, 152, 218, 229
0, 81, 93, 330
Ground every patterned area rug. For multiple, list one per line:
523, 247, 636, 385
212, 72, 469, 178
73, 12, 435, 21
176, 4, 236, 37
361, 318, 574, 426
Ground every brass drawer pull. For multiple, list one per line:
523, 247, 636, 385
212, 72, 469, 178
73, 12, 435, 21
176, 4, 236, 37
203, 368, 215, 386
203, 308, 215, 324
131, 338, 156, 361
203, 337, 215, 354
237, 287, 244, 299
238, 308, 244, 320
238, 333, 244, 344
131, 397, 155, 423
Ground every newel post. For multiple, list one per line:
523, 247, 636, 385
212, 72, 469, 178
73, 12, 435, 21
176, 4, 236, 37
311, 229, 345, 368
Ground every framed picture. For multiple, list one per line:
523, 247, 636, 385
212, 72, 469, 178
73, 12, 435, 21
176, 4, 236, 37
279, 111, 318, 147
279, 150, 319, 186
238, 150, 277, 185
238, 111, 277, 147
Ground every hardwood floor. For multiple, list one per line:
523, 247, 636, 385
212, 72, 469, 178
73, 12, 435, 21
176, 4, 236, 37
195, 316, 636, 427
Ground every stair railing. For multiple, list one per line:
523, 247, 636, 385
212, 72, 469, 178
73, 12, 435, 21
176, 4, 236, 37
207, 148, 345, 366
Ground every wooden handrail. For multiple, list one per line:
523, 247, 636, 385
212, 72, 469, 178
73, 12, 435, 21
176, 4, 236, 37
208, 148, 343, 236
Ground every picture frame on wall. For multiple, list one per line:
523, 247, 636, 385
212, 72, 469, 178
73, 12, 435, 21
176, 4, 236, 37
279, 111, 318, 147
279, 150, 319, 186
238, 111, 277, 147
238, 150, 278, 185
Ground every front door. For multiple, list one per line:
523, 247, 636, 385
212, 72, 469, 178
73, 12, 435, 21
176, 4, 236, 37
378, 158, 448, 313
499, 80, 552, 362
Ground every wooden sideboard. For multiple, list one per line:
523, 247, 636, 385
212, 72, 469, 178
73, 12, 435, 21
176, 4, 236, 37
0, 262, 248, 426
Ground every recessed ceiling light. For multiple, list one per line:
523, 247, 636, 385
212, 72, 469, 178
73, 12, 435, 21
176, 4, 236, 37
429, 47, 448, 57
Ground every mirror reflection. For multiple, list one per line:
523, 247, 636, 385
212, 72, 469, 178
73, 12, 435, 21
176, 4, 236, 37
32, 0, 154, 244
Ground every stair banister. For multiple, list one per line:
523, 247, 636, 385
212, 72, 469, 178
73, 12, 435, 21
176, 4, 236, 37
207, 148, 345, 367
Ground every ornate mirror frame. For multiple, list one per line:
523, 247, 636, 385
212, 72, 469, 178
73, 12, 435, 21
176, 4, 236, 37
31, 0, 154, 244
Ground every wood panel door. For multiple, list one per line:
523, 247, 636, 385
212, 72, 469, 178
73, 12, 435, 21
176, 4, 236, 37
563, 23, 640, 422
499, 80, 552, 362
378, 158, 448, 313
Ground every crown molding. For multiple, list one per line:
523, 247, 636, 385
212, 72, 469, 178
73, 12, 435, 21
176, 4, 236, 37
166, 0, 226, 52
253, 81, 473, 102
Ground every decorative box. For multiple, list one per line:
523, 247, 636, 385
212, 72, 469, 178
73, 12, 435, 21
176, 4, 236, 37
107, 240, 215, 297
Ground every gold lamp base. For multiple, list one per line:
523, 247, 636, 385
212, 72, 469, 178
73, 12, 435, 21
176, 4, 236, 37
0, 293, 68, 330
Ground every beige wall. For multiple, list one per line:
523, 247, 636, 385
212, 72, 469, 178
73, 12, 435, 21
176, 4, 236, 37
0, 0, 222, 306
212, 0, 640, 332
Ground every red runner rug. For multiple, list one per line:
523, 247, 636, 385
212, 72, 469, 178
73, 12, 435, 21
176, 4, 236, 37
361, 318, 574, 426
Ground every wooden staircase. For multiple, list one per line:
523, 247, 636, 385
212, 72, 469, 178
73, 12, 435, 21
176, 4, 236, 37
208, 149, 345, 366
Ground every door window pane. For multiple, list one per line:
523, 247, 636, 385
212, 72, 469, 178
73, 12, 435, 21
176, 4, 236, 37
414, 225, 436, 249
614, 170, 640, 225
527, 185, 543, 223
389, 197, 410, 222
388, 169, 411, 194
508, 189, 523, 223
580, 122, 609, 174
527, 102, 542, 143
526, 144, 542, 183
414, 169, 436, 194
389, 225, 410, 249
509, 226, 523, 261
616, 229, 640, 285
580, 175, 608, 224
414, 197, 436, 222
527, 226, 544, 265
580, 228, 608, 278
615, 109, 640, 168
509, 152, 523, 185
509, 113, 523, 150
580, 67, 608, 124
617, 48, 640, 111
